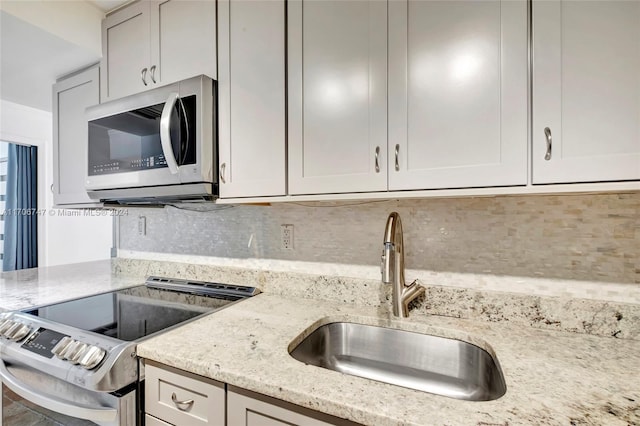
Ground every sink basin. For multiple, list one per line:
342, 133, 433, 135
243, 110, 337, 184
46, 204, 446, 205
290, 322, 506, 401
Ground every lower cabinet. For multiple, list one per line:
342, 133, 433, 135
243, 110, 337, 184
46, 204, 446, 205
145, 362, 225, 426
144, 361, 359, 426
227, 388, 338, 426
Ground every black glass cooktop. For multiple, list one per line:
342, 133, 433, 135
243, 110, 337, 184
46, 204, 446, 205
23, 285, 227, 342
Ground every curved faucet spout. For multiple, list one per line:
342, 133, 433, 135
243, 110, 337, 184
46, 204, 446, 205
381, 212, 424, 318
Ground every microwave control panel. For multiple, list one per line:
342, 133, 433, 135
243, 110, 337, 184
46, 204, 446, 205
91, 155, 167, 175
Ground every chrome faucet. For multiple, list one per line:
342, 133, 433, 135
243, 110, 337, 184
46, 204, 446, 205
381, 212, 425, 318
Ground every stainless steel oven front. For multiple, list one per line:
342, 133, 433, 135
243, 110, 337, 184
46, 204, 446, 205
1, 357, 137, 426
0, 314, 140, 426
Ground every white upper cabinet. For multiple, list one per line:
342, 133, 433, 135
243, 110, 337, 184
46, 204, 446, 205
101, 0, 216, 102
388, 0, 528, 190
149, 0, 216, 86
532, 0, 640, 184
53, 65, 102, 206
101, 2, 150, 101
288, 0, 387, 195
218, 0, 286, 198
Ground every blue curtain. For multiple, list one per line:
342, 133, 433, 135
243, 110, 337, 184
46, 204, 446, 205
3, 144, 38, 271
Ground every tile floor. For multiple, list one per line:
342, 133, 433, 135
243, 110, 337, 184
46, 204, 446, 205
2, 387, 93, 426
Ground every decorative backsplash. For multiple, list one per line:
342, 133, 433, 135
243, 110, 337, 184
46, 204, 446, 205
118, 192, 639, 284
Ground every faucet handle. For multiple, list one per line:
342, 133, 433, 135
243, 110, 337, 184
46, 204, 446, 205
401, 280, 426, 317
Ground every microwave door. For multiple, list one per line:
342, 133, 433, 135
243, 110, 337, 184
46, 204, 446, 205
86, 100, 183, 191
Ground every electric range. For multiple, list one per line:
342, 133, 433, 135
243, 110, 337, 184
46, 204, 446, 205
0, 276, 259, 426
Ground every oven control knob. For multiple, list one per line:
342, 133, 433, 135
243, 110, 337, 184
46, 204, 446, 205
79, 345, 107, 370
0, 320, 15, 337
10, 324, 32, 342
51, 336, 74, 358
3, 322, 24, 340
59, 340, 81, 360
68, 343, 89, 364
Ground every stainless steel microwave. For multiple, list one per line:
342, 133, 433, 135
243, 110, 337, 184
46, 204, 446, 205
85, 75, 216, 203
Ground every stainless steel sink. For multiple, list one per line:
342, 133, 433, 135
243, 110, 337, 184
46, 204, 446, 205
290, 322, 506, 401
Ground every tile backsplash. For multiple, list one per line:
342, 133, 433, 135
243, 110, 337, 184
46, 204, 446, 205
118, 192, 639, 284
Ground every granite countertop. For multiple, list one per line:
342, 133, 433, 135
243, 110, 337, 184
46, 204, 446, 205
2, 260, 638, 424
137, 293, 640, 426
0, 260, 141, 312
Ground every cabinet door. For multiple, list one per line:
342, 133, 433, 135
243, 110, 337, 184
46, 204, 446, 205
52, 66, 102, 206
388, 0, 528, 190
145, 363, 225, 426
227, 390, 335, 426
532, 0, 640, 184
150, 0, 217, 86
218, 0, 286, 198
101, 2, 151, 102
288, 0, 387, 195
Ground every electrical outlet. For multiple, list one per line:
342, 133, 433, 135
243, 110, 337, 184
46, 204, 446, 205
281, 224, 294, 250
138, 216, 146, 236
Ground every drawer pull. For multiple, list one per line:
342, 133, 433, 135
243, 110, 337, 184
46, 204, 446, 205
171, 392, 194, 411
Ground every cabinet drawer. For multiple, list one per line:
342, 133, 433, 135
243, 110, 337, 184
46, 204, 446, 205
145, 414, 173, 426
228, 386, 361, 426
145, 361, 225, 426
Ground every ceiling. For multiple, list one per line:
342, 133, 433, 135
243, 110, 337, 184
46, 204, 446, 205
0, 0, 110, 112
88, 0, 131, 13
0, 11, 101, 112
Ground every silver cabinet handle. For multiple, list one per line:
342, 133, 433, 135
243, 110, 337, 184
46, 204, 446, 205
374, 146, 380, 173
141, 68, 148, 86
544, 127, 552, 160
50, 184, 54, 193
171, 392, 194, 411
220, 163, 226, 183
394, 144, 400, 171
149, 65, 157, 84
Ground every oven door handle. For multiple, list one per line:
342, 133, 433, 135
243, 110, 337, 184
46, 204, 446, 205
160, 92, 181, 175
0, 360, 118, 423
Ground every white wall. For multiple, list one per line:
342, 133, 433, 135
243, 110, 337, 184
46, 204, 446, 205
0, 1, 103, 56
0, 99, 112, 267
0, 7, 103, 111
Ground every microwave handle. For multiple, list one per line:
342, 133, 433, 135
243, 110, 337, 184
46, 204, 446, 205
0, 359, 118, 422
160, 92, 181, 175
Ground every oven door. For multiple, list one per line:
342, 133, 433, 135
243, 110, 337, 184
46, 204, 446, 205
0, 360, 135, 426
85, 75, 215, 193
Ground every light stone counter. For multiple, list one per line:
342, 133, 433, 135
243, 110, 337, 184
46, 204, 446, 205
114, 256, 640, 340
136, 293, 640, 426
0, 260, 141, 312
